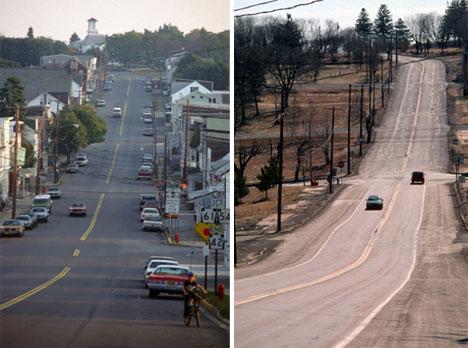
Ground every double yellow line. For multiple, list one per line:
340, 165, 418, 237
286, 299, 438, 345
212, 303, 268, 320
80, 193, 106, 241
105, 143, 120, 184
0, 267, 70, 311
119, 77, 132, 136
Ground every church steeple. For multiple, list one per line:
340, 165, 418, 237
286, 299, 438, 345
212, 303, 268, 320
87, 17, 98, 35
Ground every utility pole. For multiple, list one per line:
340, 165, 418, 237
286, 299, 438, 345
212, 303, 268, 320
54, 97, 60, 183
395, 33, 398, 69
368, 80, 372, 143
328, 107, 335, 194
182, 98, 190, 187
372, 71, 376, 126
308, 115, 313, 185
277, 104, 285, 233
359, 85, 363, 157
36, 93, 48, 194
164, 134, 167, 204
347, 85, 351, 175
381, 56, 384, 107
11, 105, 20, 219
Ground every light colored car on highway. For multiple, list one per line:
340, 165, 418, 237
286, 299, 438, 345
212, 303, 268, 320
141, 207, 160, 222
47, 186, 61, 199
69, 202, 87, 216
112, 107, 122, 118
31, 207, 49, 223
139, 194, 157, 211
137, 165, 153, 180
143, 258, 179, 286
96, 98, 106, 107
32, 194, 52, 212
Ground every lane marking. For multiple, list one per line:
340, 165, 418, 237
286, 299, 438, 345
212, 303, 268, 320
73, 249, 80, 257
400, 62, 426, 173
105, 143, 120, 184
0, 266, 71, 311
80, 193, 105, 241
236, 183, 402, 306
334, 184, 426, 348
119, 101, 127, 136
119, 77, 131, 136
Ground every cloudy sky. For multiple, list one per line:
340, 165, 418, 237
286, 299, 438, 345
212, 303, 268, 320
235, 0, 446, 27
0, 0, 229, 42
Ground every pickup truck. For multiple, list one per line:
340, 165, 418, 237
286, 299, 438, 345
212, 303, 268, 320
0, 219, 25, 237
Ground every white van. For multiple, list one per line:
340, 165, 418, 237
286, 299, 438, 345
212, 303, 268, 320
32, 194, 53, 213
112, 107, 122, 118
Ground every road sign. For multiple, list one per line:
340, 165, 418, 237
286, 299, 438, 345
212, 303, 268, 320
338, 161, 345, 169
209, 234, 225, 250
201, 208, 230, 224
165, 185, 180, 214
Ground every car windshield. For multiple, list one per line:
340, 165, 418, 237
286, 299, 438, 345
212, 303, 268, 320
48, 188, 59, 192
3, 220, 19, 225
33, 198, 48, 204
16, 216, 28, 220
32, 208, 46, 212
368, 196, 380, 200
155, 267, 188, 276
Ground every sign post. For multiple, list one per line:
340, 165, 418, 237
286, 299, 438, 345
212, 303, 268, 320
209, 228, 224, 295
203, 242, 209, 289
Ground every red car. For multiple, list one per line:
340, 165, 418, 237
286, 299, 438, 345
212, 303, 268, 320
147, 265, 191, 298
69, 202, 87, 216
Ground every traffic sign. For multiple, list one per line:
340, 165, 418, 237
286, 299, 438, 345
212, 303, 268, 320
209, 234, 225, 250
201, 209, 230, 224
165, 185, 180, 214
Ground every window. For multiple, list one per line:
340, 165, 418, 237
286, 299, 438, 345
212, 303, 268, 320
213, 98, 216, 103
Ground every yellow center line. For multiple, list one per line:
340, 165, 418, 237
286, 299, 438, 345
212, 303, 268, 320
119, 77, 131, 136
0, 266, 71, 311
80, 193, 105, 241
105, 143, 120, 184
73, 249, 80, 257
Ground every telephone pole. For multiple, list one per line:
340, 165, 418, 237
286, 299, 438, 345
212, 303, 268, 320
11, 105, 20, 219
347, 85, 351, 175
182, 98, 190, 187
329, 107, 335, 194
277, 108, 284, 232
35, 108, 46, 195
54, 97, 60, 183
359, 85, 364, 156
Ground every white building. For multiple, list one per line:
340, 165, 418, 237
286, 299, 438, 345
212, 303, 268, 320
70, 18, 106, 54
0, 118, 11, 202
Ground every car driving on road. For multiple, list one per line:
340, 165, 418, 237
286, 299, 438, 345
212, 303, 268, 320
32, 194, 52, 213
366, 195, 384, 210
112, 107, 122, 118
141, 207, 160, 222
0, 219, 25, 237
411, 171, 425, 184
142, 215, 163, 232
66, 163, 79, 173
147, 265, 191, 298
47, 186, 61, 199
75, 153, 88, 166
69, 203, 87, 216
139, 194, 157, 211
95, 98, 106, 107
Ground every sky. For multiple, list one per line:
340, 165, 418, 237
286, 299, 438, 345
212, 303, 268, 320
235, 0, 447, 28
0, 0, 230, 42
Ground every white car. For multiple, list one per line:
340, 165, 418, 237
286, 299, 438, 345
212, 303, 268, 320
143, 259, 178, 285
112, 107, 122, 118
141, 207, 160, 222
96, 99, 106, 107
75, 153, 88, 166
142, 215, 164, 232
31, 207, 49, 223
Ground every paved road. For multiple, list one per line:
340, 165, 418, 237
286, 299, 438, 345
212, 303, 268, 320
0, 72, 228, 348
235, 57, 468, 347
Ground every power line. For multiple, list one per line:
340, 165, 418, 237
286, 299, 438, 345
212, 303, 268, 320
235, 0, 324, 18
235, 0, 281, 12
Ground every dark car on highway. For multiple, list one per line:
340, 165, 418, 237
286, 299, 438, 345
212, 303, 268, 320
366, 195, 384, 210
411, 171, 425, 184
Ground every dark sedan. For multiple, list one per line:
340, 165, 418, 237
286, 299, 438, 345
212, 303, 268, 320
366, 195, 384, 210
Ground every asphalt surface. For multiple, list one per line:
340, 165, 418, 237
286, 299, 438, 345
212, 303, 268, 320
0, 72, 228, 348
235, 57, 468, 347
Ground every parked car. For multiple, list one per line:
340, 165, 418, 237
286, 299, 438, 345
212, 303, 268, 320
139, 194, 157, 211
143, 117, 153, 125
69, 202, 87, 216
75, 153, 88, 166
366, 195, 384, 210
96, 98, 106, 107
137, 166, 153, 180
31, 207, 49, 222
0, 219, 25, 237
142, 215, 163, 232
47, 186, 61, 199
142, 128, 153, 137
103, 82, 112, 91
147, 265, 191, 298
144, 259, 179, 286
142, 201, 158, 210
25, 212, 39, 228
142, 153, 153, 161
144, 256, 176, 269
112, 107, 122, 118
15, 215, 34, 230
141, 207, 160, 222
66, 163, 80, 173
411, 171, 425, 184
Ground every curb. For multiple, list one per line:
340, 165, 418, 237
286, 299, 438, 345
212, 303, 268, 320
452, 182, 468, 231
199, 298, 229, 330
162, 226, 206, 248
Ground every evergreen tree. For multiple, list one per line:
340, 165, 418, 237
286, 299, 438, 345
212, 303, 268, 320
0, 77, 26, 119
355, 8, 372, 39
256, 154, 279, 201
69, 32, 80, 44
374, 4, 394, 58
27, 27, 34, 39
394, 18, 411, 51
